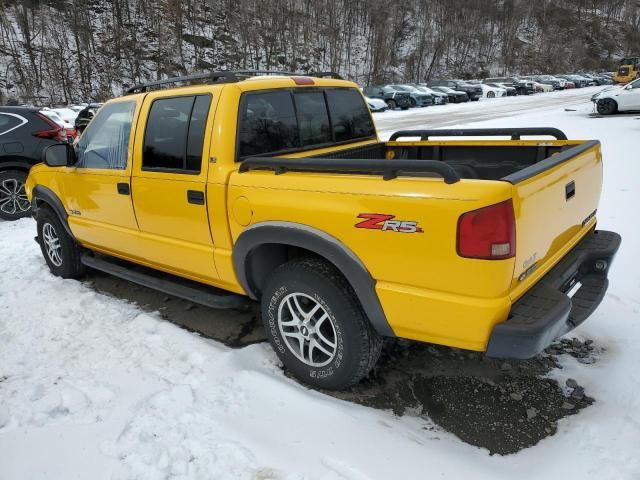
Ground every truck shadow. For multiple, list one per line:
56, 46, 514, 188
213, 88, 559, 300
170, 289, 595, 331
85, 269, 597, 456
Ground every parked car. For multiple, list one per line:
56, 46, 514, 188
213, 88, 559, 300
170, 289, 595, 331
592, 77, 640, 114
389, 85, 434, 107
0, 106, 67, 220
427, 80, 482, 101
74, 103, 103, 133
478, 83, 507, 98
362, 86, 411, 110
412, 84, 448, 104
27, 71, 620, 391
484, 77, 535, 95
486, 82, 517, 96
430, 86, 469, 103
532, 75, 566, 90
51, 107, 79, 124
365, 96, 387, 112
40, 109, 78, 143
557, 75, 588, 88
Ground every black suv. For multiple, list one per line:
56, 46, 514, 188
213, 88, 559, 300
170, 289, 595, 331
0, 106, 67, 220
362, 86, 412, 110
427, 80, 482, 101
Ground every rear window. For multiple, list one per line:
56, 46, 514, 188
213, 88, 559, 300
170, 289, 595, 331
237, 88, 375, 159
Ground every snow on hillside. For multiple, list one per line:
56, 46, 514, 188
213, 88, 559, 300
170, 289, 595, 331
1, 98, 639, 479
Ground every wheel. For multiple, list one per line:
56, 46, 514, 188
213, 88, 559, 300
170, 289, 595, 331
36, 206, 85, 278
261, 257, 383, 390
385, 99, 396, 110
0, 170, 31, 221
409, 97, 417, 108
597, 98, 618, 115
487, 91, 495, 98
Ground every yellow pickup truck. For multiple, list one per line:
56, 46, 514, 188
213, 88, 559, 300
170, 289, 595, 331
26, 71, 620, 390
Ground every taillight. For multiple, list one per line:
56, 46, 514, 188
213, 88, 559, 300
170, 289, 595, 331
457, 199, 516, 260
34, 113, 66, 142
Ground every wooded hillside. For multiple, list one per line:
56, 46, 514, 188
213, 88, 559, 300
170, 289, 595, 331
1, 0, 638, 104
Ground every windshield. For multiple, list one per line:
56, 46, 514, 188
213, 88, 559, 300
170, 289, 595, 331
436, 86, 453, 93
392, 85, 416, 92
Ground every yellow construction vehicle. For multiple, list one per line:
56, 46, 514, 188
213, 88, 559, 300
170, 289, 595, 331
613, 56, 640, 83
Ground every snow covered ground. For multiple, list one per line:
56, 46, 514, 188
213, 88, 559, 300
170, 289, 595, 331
1, 93, 639, 479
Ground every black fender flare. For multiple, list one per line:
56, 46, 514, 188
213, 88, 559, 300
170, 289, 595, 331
32, 185, 75, 239
233, 221, 394, 337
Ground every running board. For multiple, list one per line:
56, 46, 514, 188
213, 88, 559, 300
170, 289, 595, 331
81, 253, 248, 310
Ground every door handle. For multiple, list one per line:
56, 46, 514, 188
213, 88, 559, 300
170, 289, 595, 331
565, 181, 575, 200
187, 190, 205, 205
117, 183, 130, 195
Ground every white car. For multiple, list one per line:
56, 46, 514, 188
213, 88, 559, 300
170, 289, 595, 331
365, 97, 387, 112
593, 78, 640, 115
51, 107, 78, 124
478, 83, 506, 98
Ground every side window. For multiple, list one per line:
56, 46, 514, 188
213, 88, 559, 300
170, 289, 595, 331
142, 95, 211, 173
0, 113, 26, 136
76, 101, 135, 169
237, 91, 298, 158
325, 89, 375, 142
293, 91, 331, 147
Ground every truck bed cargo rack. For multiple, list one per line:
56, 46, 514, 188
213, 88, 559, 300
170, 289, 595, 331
389, 128, 568, 141
125, 70, 344, 95
239, 157, 460, 183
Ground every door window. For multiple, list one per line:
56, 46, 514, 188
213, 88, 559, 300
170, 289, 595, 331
142, 95, 212, 173
76, 101, 136, 169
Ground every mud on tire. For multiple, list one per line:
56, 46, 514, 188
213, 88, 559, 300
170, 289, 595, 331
261, 257, 383, 390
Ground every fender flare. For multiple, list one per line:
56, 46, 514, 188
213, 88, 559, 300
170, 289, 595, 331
233, 221, 394, 337
32, 185, 75, 239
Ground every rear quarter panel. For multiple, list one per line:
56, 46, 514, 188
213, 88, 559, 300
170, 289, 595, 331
227, 172, 516, 349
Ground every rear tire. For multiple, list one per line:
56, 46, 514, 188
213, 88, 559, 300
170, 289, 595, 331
36, 207, 85, 278
385, 99, 396, 110
597, 98, 618, 115
261, 257, 383, 390
0, 170, 31, 221
487, 91, 495, 98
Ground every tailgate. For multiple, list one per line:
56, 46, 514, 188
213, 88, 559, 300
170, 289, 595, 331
505, 140, 602, 299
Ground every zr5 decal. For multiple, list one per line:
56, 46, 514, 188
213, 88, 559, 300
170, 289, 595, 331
355, 214, 424, 233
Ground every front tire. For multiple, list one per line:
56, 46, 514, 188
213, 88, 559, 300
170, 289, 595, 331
597, 98, 618, 115
385, 99, 396, 110
0, 170, 31, 221
36, 207, 85, 278
487, 91, 495, 98
261, 257, 382, 390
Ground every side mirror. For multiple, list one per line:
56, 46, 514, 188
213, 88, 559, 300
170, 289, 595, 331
43, 143, 76, 167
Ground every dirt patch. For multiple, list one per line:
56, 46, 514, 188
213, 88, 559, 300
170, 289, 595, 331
331, 340, 598, 455
83, 270, 599, 455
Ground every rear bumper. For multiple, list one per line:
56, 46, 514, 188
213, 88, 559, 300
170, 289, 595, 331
486, 230, 621, 359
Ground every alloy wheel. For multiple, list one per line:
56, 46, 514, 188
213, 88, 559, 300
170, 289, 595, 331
0, 178, 30, 216
278, 292, 338, 367
42, 222, 63, 267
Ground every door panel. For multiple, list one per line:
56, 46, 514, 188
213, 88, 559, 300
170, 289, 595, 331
131, 90, 219, 282
62, 99, 140, 253
130, 175, 217, 280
